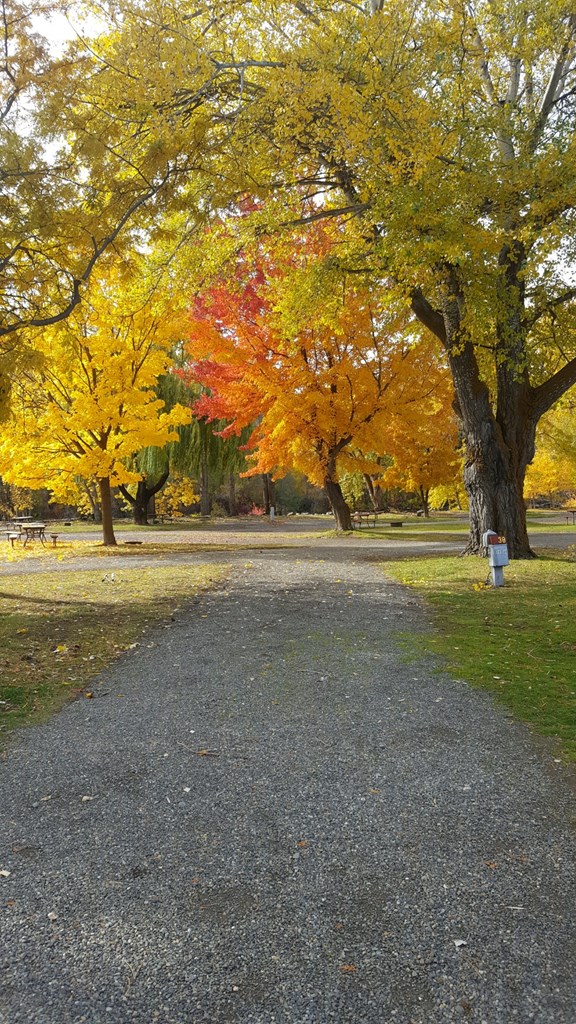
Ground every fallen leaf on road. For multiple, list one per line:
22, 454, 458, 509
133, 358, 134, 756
0, 870, 11, 878
454, 940, 467, 949
340, 964, 356, 973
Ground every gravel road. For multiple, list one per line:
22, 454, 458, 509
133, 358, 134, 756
1, 549, 575, 1023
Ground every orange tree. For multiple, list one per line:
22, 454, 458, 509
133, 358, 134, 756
184, 238, 451, 530
379, 381, 461, 517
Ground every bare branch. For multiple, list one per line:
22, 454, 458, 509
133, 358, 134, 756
530, 15, 576, 150
525, 287, 576, 329
282, 202, 371, 227
410, 288, 446, 346
532, 355, 576, 418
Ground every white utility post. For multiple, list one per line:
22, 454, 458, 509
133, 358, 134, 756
482, 531, 509, 587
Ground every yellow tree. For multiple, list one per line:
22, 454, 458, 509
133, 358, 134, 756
524, 404, 576, 504
0, 265, 190, 544
380, 395, 461, 517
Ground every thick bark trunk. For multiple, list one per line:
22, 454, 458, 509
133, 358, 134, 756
324, 476, 353, 531
450, 349, 536, 558
413, 272, 536, 558
133, 500, 148, 526
98, 477, 117, 546
131, 480, 149, 525
119, 469, 169, 526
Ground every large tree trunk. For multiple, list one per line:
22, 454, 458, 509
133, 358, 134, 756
412, 272, 536, 558
449, 348, 535, 559
98, 477, 117, 546
119, 469, 169, 526
324, 475, 352, 531
412, 244, 576, 557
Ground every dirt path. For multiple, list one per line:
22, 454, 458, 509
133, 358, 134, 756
1, 548, 575, 1023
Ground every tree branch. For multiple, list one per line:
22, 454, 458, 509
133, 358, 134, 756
281, 202, 370, 227
525, 286, 576, 328
410, 288, 447, 346
0, 169, 178, 338
532, 355, 576, 418
530, 15, 576, 151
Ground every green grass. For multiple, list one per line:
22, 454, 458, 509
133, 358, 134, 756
0, 562, 226, 740
384, 551, 576, 760
352, 517, 576, 544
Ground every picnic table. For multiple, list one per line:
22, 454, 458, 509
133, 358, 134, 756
21, 523, 47, 546
352, 511, 404, 529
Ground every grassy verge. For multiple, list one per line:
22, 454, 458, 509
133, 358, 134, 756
384, 551, 576, 760
0, 540, 295, 564
0, 562, 226, 740
353, 520, 576, 543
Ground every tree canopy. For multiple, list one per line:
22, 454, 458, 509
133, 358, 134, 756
0, 262, 190, 542
2, 0, 576, 549
185, 232, 452, 529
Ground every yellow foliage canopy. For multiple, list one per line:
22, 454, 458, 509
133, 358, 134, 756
0, 268, 190, 499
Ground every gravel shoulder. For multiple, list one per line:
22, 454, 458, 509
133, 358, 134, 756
1, 548, 575, 1023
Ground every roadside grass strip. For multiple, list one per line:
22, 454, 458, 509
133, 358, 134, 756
0, 541, 285, 562
0, 563, 225, 739
384, 551, 576, 760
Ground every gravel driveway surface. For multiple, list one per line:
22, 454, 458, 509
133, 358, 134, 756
1, 550, 575, 1023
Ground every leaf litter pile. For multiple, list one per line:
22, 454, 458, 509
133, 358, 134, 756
0, 563, 224, 738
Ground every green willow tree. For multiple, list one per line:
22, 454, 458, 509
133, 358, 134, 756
130, 372, 249, 519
